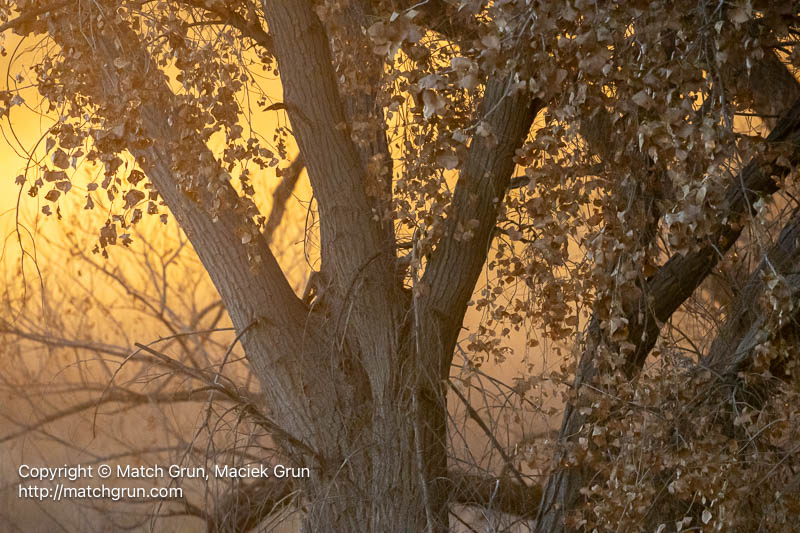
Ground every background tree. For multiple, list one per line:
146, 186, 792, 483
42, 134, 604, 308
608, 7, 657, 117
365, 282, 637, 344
1, 1, 800, 532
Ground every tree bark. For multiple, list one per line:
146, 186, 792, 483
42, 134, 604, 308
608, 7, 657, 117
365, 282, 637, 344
415, 80, 541, 530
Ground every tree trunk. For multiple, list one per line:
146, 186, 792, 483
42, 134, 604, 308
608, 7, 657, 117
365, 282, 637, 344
43, 1, 539, 530
300, 410, 431, 532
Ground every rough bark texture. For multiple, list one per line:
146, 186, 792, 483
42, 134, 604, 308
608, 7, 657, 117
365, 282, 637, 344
259, 2, 427, 530
700, 209, 800, 419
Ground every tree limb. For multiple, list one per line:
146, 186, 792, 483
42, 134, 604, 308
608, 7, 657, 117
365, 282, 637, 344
47, 4, 361, 455
0, 0, 71, 34
536, 96, 800, 532
420, 82, 542, 373
412, 73, 541, 533
259, 0, 392, 283
179, 0, 273, 52
623, 98, 800, 375
259, 0, 405, 406
395, 0, 478, 43
536, 51, 800, 532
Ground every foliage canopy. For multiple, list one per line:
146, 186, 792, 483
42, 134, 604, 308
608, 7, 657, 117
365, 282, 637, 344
2, 1, 800, 532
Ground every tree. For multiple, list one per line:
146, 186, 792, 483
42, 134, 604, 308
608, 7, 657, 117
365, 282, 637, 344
1, 0, 800, 532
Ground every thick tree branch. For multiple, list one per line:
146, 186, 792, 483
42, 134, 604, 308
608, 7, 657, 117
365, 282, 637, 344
45, 5, 365, 456
410, 74, 540, 532
0, 0, 272, 51
536, 98, 800, 533
602, 49, 800, 376
421, 82, 542, 372
632, 212, 800, 524
259, 1, 390, 280
179, 0, 273, 52
723, 34, 800, 129
536, 50, 800, 529
259, 0, 404, 403
623, 98, 800, 374
0, 0, 70, 34
329, 0, 398, 255
395, 0, 478, 43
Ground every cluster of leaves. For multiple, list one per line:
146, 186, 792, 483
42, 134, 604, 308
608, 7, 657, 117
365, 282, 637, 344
510, 1, 800, 529
7, 0, 288, 257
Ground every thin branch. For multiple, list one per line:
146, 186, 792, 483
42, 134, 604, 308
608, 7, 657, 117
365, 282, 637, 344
448, 380, 528, 488
0, 388, 219, 445
179, 0, 273, 52
450, 471, 542, 518
0, 0, 71, 34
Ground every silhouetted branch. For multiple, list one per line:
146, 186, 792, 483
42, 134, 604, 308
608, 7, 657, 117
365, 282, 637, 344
264, 156, 304, 245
